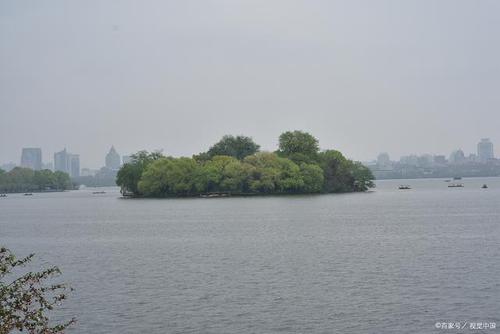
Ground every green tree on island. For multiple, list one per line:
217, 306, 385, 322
244, 152, 305, 193
137, 157, 199, 197
195, 156, 252, 193
298, 163, 324, 193
318, 150, 374, 192
277, 130, 320, 163
205, 135, 260, 160
116, 131, 374, 197
116, 150, 164, 195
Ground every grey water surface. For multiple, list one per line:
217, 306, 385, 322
1, 178, 499, 333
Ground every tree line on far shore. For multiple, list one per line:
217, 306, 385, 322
116, 131, 374, 197
0, 167, 73, 193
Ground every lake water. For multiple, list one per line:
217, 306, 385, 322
1, 178, 500, 333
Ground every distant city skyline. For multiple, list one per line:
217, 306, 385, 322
2, 137, 498, 174
3, 133, 500, 169
0, 146, 134, 176
2, 147, 130, 171
370, 138, 499, 179
373, 138, 496, 164
3, 135, 500, 169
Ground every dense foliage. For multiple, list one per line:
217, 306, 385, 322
0, 247, 75, 333
0, 167, 72, 193
277, 130, 320, 164
116, 151, 164, 195
116, 131, 374, 197
205, 135, 260, 160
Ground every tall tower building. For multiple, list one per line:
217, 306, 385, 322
20, 148, 42, 170
54, 149, 80, 177
69, 154, 80, 178
477, 138, 494, 163
105, 146, 121, 170
54, 149, 70, 174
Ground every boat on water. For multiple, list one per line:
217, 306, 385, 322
92, 191, 106, 194
482, 184, 488, 189
398, 185, 411, 190
448, 183, 464, 188
0, 194, 7, 197
24, 193, 33, 196
444, 179, 451, 182
453, 176, 462, 180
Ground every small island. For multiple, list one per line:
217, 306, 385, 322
117, 131, 374, 198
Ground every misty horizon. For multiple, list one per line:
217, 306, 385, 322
2, 0, 500, 168
1, 135, 498, 170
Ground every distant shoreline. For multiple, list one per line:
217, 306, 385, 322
375, 175, 500, 181
0, 189, 67, 194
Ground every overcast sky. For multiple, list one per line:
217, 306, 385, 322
1, 0, 500, 168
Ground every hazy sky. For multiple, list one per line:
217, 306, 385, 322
1, 0, 500, 168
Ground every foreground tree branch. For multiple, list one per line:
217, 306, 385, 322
0, 247, 75, 334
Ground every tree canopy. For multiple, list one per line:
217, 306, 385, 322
205, 135, 260, 160
116, 151, 164, 195
116, 131, 374, 197
138, 157, 199, 197
278, 130, 320, 163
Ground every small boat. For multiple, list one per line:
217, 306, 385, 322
0, 194, 7, 197
482, 184, 488, 189
398, 185, 411, 190
92, 191, 106, 194
448, 183, 464, 188
24, 193, 33, 196
453, 176, 462, 180
444, 179, 451, 182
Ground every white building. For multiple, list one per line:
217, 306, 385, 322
105, 146, 121, 170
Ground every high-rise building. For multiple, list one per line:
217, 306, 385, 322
105, 146, 121, 170
54, 149, 80, 177
54, 149, 69, 174
477, 138, 494, 163
69, 154, 80, 178
20, 148, 42, 170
